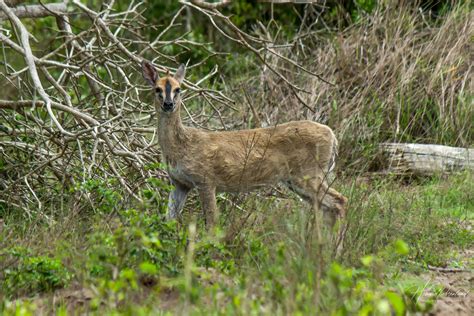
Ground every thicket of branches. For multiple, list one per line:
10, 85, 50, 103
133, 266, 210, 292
0, 1, 472, 219
0, 0, 326, 218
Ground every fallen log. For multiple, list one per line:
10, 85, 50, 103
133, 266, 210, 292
379, 143, 474, 175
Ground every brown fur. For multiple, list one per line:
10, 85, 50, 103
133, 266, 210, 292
142, 61, 347, 236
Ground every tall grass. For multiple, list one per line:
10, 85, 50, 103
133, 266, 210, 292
237, 2, 472, 172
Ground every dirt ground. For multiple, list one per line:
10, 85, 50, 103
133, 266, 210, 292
423, 249, 473, 316
425, 271, 473, 315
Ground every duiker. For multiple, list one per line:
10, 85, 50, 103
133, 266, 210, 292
142, 61, 347, 234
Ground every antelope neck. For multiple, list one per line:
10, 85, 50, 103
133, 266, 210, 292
158, 105, 188, 156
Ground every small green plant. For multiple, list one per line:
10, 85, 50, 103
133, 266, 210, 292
2, 247, 71, 298
86, 209, 186, 279
75, 178, 122, 214
321, 240, 435, 315
90, 268, 139, 310
142, 175, 174, 213
1, 299, 39, 316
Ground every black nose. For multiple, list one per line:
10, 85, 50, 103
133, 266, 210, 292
163, 101, 174, 111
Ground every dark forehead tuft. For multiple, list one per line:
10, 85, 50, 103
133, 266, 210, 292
165, 80, 172, 96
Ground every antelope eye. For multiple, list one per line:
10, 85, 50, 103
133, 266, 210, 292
174, 88, 180, 94
155, 87, 163, 94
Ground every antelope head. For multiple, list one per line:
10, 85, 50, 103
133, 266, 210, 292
142, 61, 186, 113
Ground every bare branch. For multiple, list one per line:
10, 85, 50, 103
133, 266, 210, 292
0, 3, 67, 20
0, 0, 73, 136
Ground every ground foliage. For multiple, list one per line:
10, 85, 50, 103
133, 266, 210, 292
0, 0, 473, 314
0, 172, 472, 314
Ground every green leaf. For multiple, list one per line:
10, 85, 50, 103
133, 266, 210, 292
386, 291, 406, 316
119, 268, 136, 281
376, 299, 391, 314
139, 262, 158, 275
394, 240, 410, 255
361, 255, 374, 267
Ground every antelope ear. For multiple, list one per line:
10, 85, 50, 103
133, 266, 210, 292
174, 64, 186, 84
142, 60, 157, 87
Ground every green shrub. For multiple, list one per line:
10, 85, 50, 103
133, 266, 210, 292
85, 209, 185, 279
2, 247, 71, 298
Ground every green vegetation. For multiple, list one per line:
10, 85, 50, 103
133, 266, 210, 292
2, 248, 71, 297
1, 0, 472, 314
1, 172, 472, 314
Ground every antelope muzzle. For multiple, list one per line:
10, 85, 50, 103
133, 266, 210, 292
162, 100, 174, 112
